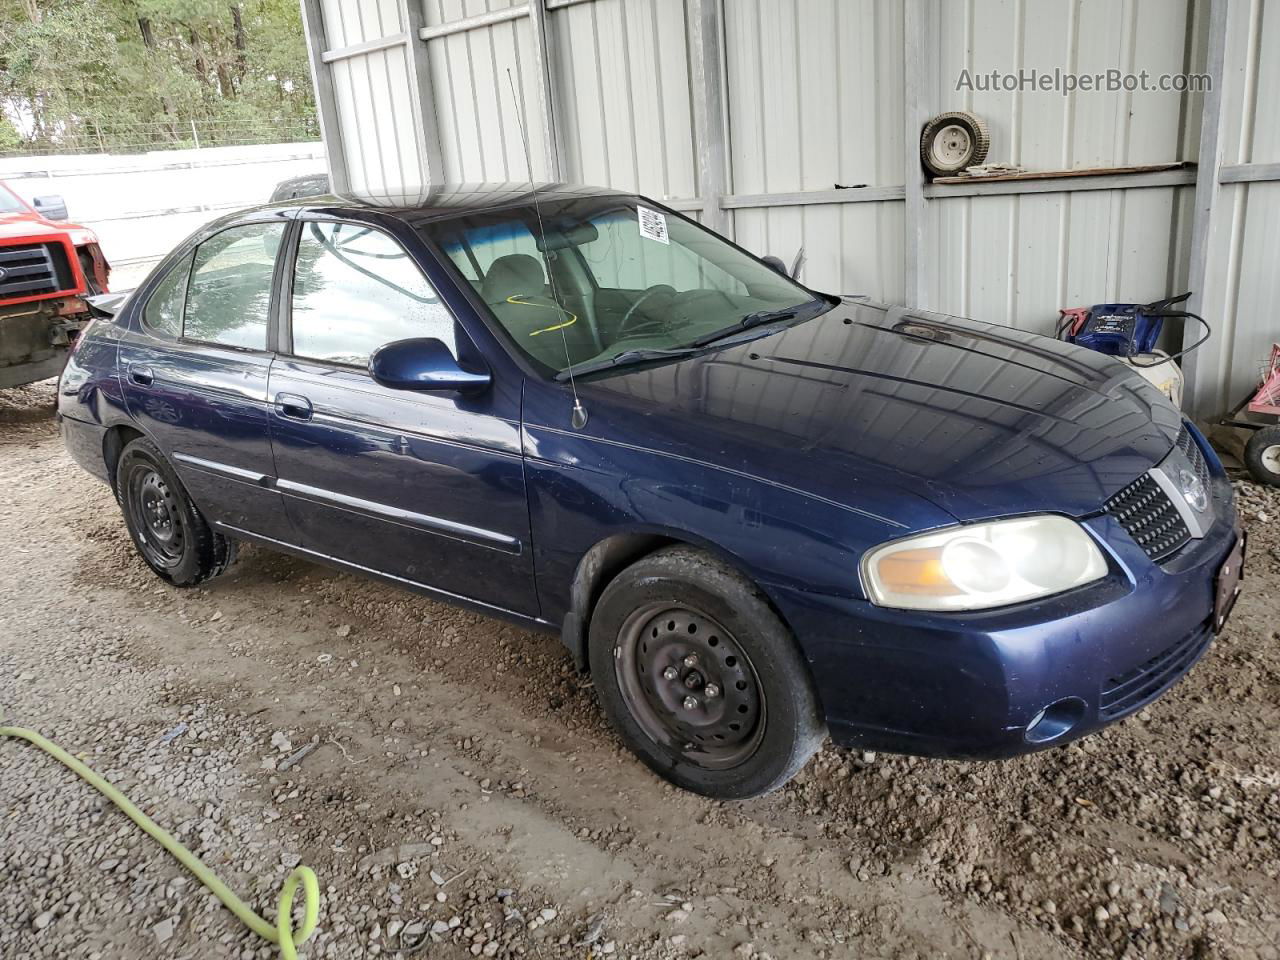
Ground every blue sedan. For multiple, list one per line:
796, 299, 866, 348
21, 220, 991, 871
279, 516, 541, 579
58, 184, 1243, 798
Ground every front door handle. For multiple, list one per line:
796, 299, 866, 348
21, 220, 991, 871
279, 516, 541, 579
275, 392, 313, 421
129, 364, 154, 386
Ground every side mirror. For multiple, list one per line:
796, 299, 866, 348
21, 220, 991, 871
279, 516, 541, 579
33, 195, 69, 222
369, 337, 490, 393
761, 254, 788, 275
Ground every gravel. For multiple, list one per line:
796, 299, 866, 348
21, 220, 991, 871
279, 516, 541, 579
2, 379, 1279, 958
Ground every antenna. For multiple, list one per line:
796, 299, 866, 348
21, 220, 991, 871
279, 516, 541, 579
506, 69, 587, 430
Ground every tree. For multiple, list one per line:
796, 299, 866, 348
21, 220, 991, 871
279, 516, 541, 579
0, 0, 315, 154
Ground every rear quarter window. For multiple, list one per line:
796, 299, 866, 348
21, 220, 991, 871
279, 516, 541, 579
142, 253, 193, 339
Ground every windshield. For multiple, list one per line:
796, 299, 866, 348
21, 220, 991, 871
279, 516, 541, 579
0, 184, 32, 215
420, 196, 827, 376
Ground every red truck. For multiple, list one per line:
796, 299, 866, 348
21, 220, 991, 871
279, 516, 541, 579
1, 180, 110, 388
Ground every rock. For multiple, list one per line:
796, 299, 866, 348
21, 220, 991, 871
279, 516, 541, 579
482, 941, 499, 957
1094, 906, 1110, 924
539, 908, 558, 922
152, 918, 176, 943
33, 911, 54, 930
336, 624, 352, 637
1205, 909, 1228, 925
431, 920, 451, 935
270, 731, 292, 753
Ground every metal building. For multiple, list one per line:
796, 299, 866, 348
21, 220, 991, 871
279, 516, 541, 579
300, 0, 1277, 419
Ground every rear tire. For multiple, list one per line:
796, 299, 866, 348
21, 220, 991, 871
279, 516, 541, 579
116, 437, 236, 586
1245, 426, 1280, 486
588, 546, 824, 799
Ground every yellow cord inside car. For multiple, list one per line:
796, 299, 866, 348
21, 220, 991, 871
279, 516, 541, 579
0, 713, 320, 959
505, 294, 579, 336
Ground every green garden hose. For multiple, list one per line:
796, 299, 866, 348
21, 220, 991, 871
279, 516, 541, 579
1, 714, 320, 959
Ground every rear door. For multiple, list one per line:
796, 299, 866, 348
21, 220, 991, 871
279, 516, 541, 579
118, 219, 294, 540
266, 216, 538, 616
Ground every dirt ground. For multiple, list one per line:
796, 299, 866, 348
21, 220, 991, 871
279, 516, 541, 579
2, 379, 1278, 960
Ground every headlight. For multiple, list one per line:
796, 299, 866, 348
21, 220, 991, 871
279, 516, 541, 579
861, 515, 1108, 611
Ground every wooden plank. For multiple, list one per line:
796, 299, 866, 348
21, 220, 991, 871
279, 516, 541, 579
931, 161, 1192, 185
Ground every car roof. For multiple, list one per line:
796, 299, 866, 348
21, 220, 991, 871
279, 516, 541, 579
270, 181, 636, 224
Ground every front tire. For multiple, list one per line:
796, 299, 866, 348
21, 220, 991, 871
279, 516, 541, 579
588, 546, 824, 799
116, 437, 236, 586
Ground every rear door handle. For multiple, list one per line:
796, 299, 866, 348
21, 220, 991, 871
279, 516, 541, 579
275, 392, 313, 421
129, 364, 154, 386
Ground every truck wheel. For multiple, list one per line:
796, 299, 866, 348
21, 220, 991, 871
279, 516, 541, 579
588, 546, 824, 799
1245, 426, 1280, 487
116, 437, 236, 586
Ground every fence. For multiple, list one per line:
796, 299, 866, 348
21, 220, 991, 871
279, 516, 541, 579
0, 118, 321, 160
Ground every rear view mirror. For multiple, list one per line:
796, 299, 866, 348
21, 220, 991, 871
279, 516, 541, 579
33, 195, 69, 222
761, 255, 788, 275
369, 338, 491, 393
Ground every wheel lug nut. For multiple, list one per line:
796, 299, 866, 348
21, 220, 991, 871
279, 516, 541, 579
662, 666, 679, 681
682, 654, 698, 668
703, 683, 720, 698
682, 696, 698, 710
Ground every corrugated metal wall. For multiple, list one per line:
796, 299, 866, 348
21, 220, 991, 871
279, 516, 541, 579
1194, 0, 1280, 415
926, 0, 1205, 327
302, 0, 1275, 419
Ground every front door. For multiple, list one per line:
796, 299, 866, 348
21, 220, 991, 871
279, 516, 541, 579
118, 219, 293, 541
266, 217, 538, 616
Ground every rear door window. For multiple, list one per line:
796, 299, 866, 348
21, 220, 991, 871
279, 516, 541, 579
183, 222, 284, 350
289, 220, 456, 367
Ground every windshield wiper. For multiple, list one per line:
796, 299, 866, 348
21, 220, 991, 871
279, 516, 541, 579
690, 297, 836, 348
554, 346, 698, 381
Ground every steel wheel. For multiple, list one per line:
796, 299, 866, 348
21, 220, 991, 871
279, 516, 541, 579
126, 465, 185, 568
614, 602, 765, 770
1262, 444, 1280, 475
919, 110, 990, 176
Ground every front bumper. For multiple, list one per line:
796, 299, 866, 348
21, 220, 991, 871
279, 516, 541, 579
772, 473, 1239, 760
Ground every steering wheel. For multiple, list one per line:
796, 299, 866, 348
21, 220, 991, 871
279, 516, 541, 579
617, 284, 677, 340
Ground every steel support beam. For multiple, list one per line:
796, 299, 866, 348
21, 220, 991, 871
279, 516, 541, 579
1183, 0, 1231, 416
688, 0, 730, 236
528, 0, 564, 180
397, 0, 446, 191
299, 0, 349, 194
903, 0, 933, 309
419, 6, 528, 42
1219, 162, 1280, 184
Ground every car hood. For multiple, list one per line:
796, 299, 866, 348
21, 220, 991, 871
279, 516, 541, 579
0, 211, 94, 242
566, 298, 1183, 527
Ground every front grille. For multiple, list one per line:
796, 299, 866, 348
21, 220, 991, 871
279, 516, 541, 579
1175, 423, 1210, 489
1099, 620, 1212, 719
1104, 472, 1191, 561
0, 243, 60, 299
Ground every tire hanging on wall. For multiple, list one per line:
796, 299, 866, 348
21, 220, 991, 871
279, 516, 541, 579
919, 110, 990, 177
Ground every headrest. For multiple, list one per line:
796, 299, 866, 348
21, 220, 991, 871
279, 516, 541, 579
481, 254, 545, 304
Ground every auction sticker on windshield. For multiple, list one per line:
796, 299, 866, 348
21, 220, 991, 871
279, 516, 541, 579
637, 206, 670, 244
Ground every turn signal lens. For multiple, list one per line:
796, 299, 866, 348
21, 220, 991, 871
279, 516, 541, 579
861, 515, 1107, 611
